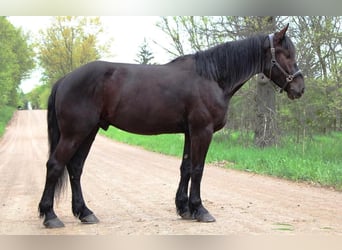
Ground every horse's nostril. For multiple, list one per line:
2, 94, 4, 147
301, 88, 305, 94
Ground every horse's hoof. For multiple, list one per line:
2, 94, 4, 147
43, 217, 65, 228
195, 212, 216, 223
180, 211, 194, 220
80, 213, 99, 224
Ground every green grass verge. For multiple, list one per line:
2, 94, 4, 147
100, 127, 342, 190
0, 106, 16, 138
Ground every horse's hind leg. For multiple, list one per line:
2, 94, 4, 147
66, 126, 99, 224
39, 137, 81, 228
39, 158, 66, 228
175, 131, 192, 219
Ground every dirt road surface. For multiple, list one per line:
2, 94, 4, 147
0, 110, 341, 235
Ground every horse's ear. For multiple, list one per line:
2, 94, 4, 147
274, 23, 289, 43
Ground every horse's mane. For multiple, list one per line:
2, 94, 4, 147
194, 34, 266, 86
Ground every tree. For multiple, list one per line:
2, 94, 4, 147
31, 16, 110, 108
271, 16, 342, 137
0, 17, 35, 107
244, 17, 279, 147
135, 38, 154, 64
290, 16, 342, 133
37, 16, 109, 87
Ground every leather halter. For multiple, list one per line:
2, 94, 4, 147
268, 34, 302, 93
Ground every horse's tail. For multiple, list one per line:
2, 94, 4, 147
47, 82, 60, 156
47, 80, 68, 200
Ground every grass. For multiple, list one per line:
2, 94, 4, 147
272, 223, 294, 231
102, 127, 342, 190
0, 106, 16, 138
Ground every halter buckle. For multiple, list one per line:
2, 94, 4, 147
286, 75, 294, 83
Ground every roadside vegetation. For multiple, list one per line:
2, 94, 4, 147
101, 128, 342, 190
0, 106, 16, 138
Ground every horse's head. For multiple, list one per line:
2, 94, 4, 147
263, 24, 305, 100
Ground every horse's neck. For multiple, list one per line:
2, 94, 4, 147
220, 37, 265, 97
194, 35, 265, 99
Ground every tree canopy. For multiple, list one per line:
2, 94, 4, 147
38, 16, 107, 86
135, 38, 154, 65
28, 16, 109, 108
0, 17, 35, 107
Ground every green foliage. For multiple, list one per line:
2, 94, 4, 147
26, 84, 50, 109
100, 127, 342, 190
0, 17, 35, 107
135, 38, 154, 64
37, 16, 107, 86
211, 132, 342, 190
0, 106, 16, 137
100, 128, 183, 157
288, 16, 342, 134
28, 16, 110, 109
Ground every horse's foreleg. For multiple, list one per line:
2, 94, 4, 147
66, 127, 99, 224
176, 131, 192, 219
189, 126, 216, 222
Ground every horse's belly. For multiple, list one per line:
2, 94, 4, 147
109, 110, 185, 135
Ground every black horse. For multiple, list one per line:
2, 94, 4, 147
39, 24, 304, 228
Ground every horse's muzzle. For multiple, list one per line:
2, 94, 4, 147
287, 86, 305, 100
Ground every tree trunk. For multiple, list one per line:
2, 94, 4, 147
254, 74, 278, 147
253, 16, 277, 148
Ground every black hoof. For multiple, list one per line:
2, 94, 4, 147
196, 213, 216, 222
180, 211, 194, 220
80, 213, 99, 224
43, 217, 65, 228
195, 212, 216, 223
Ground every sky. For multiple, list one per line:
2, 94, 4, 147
8, 16, 173, 93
